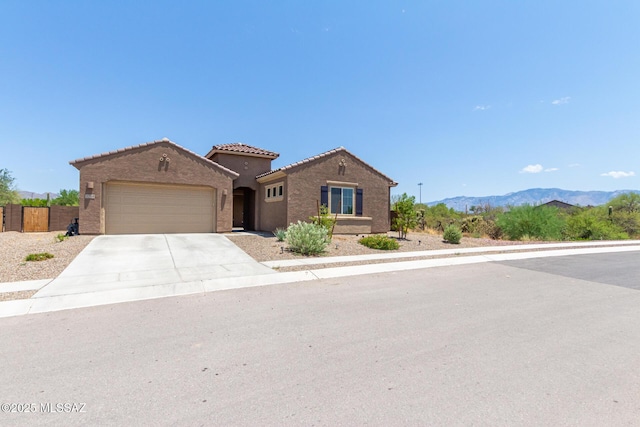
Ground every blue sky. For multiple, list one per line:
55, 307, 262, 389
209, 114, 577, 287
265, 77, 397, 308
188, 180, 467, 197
2, 0, 638, 202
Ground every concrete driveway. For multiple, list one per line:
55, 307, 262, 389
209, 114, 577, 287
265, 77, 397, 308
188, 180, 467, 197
34, 234, 276, 298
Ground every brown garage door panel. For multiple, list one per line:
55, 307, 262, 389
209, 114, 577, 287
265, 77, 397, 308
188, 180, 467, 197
106, 183, 216, 234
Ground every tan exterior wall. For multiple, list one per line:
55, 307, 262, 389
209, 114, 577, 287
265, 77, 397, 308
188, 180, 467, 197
49, 206, 80, 232
333, 217, 372, 235
285, 151, 392, 233
75, 142, 235, 234
209, 153, 272, 190
257, 177, 288, 232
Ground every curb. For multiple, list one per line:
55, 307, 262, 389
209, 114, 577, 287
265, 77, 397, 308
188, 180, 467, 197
1, 243, 639, 319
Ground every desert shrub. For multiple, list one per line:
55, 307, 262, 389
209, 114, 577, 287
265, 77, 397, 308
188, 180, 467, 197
443, 224, 462, 244
608, 192, 640, 213
460, 215, 482, 234
423, 203, 461, 231
609, 210, 640, 238
478, 219, 502, 240
25, 252, 54, 262
285, 221, 329, 255
55, 233, 68, 242
273, 228, 287, 242
358, 235, 400, 250
565, 208, 629, 240
310, 204, 336, 238
496, 204, 565, 241
594, 192, 640, 238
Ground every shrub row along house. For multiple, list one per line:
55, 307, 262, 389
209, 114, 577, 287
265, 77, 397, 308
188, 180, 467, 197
70, 139, 397, 235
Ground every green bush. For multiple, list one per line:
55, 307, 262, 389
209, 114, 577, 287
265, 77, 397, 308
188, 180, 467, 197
55, 233, 68, 242
421, 203, 462, 232
565, 208, 629, 240
358, 235, 400, 250
285, 221, 329, 255
496, 204, 565, 241
25, 252, 54, 262
273, 228, 287, 242
443, 224, 462, 244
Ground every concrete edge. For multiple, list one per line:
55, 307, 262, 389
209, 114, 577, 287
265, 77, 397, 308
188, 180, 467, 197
1, 244, 639, 319
262, 240, 640, 268
0, 279, 52, 293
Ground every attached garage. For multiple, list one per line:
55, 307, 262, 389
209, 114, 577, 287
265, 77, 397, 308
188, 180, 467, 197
105, 182, 216, 234
70, 138, 238, 235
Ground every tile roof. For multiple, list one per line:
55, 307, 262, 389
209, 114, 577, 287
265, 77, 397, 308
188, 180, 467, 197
207, 143, 279, 159
257, 146, 397, 185
69, 138, 239, 177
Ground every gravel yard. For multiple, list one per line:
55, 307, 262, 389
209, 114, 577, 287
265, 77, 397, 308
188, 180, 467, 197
0, 232, 95, 284
227, 230, 531, 263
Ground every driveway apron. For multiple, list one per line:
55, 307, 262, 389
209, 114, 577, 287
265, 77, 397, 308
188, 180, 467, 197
34, 234, 275, 297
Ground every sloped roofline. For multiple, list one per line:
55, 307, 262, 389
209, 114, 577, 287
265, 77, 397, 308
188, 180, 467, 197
205, 142, 279, 160
69, 138, 240, 178
256, 146, 398, 186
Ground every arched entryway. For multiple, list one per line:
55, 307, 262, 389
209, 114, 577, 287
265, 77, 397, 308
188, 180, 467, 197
233, 187, 256, 230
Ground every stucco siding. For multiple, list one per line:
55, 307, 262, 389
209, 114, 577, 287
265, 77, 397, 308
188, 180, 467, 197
75, 142, 234, 234
257, 177, 288, 232
209, 153, 272, 190
285, 151, 392, 233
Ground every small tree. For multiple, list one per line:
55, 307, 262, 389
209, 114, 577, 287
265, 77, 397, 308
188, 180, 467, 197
21, 198, 49, 207
392, 193, 417, 239
310, 204, 336, 239
0, 168, 21, 205
52, 189, 79, 206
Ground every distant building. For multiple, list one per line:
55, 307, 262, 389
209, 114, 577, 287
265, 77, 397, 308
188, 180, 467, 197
539, 200, 576, 210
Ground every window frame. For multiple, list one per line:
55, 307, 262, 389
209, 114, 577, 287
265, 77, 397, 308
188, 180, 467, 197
329, 186, 355, 215
265, 182, 284, 202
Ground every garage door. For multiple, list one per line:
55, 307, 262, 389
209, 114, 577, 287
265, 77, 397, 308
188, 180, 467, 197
105, 182, 216, 234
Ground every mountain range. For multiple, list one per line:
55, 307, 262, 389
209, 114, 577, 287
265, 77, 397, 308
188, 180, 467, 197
18, 191, 59, 200
427, 188, 640, 212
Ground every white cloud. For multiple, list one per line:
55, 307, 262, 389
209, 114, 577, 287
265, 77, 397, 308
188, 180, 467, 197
600, 171, 635, 179
545, 167, 559, 172
474, 105, 490, 111
520, 164, 544, 174
473, 105, 490, 111
552, 96, 570, 105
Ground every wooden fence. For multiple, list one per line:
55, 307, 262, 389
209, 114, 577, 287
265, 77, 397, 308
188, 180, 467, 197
0, 204, 79, 233
23, 207, 50, 232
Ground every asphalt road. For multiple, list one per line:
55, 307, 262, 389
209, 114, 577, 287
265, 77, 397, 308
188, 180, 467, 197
1, 252, 639, 426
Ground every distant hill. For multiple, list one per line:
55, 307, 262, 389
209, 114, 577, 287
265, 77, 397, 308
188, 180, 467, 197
18, 191, 59, 200
427, 188, 640, 212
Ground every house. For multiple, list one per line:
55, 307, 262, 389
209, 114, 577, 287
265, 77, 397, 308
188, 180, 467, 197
71, 138, 397, 235
539, 200, 576, 210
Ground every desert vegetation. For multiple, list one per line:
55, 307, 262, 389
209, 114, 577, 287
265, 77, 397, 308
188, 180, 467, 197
403, 191, 640, 242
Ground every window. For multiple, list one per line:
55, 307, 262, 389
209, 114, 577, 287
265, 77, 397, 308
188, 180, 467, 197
321, 185, 363, 216
330, 187, 354, 215
265, 182, 284, 202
